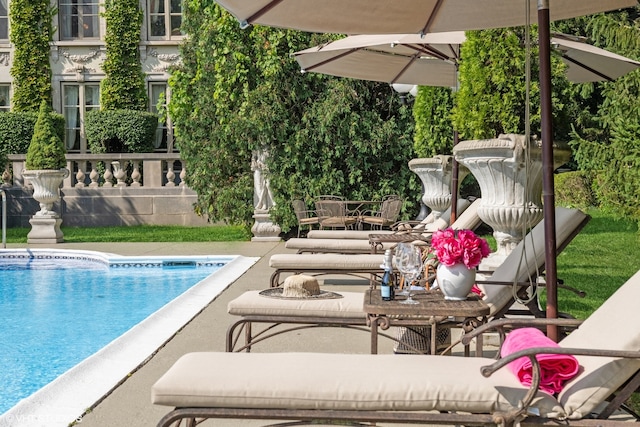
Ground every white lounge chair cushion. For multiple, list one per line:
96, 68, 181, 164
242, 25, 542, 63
228, 290, 366, 319
557, 269, 640, 419
269, 253, 384, 270
285, 238, 394, 253
152, 352, 563, 416
307, 230, 394, 239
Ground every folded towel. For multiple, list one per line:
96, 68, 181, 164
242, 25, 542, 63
501, 327, 579, 395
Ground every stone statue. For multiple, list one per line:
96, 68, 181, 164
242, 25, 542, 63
251, 149, 275, 212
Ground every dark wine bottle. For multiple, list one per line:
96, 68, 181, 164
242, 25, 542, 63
380, 249, 395, 301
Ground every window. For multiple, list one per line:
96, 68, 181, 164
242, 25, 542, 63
0, 0, 8, 40
63, 83, 100, 152
59, 0, 100, 40
149, 82, 174, 151
148, 0, 183, 40
0, 85, 9, 112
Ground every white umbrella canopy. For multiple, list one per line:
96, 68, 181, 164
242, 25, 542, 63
551, 33, 640, 83
215, 0, 636, 35
293, 32, 465, 87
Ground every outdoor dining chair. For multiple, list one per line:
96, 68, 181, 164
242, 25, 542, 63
291, 199, 319, 237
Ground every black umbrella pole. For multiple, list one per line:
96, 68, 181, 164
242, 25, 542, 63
538, 0, 559, 342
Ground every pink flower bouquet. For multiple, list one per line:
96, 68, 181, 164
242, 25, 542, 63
431, 228, 491, 269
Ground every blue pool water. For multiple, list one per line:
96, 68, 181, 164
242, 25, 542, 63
0, 250, 233, 416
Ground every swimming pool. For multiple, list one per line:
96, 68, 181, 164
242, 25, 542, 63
0, 249, 258, 427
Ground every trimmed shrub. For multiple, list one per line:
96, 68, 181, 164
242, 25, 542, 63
554, 171, 597, 209
25, 101, 67, 170
0, 112, 65, 158
85, 109, 157, 153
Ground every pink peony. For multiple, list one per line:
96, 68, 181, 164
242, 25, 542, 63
431, 228, 491, 269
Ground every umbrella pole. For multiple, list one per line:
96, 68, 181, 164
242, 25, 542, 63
450, 130, 460, 224
538, 0, 559, 342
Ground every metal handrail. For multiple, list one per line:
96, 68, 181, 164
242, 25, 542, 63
0, 188, 5, 248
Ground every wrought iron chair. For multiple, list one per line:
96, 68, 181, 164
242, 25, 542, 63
291, 199, 319, 238
359, 195, 403, 230
314, 199, 357, 230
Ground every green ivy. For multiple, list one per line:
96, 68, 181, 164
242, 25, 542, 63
101, 0, 147, 110
9, 0, 53, 111
25, 101, 67, 170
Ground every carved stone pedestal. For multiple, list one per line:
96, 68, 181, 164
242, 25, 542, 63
28, 216, 64, 244
408, 156, 468, 220
251, 211, 282, 242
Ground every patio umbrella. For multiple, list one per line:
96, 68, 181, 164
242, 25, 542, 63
551, 33, 640, 83
215, 0, 638, 340
293, 32, 464, 87
215, 0, 635, 35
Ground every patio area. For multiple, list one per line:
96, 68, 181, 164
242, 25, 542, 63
8, 240, 457, 427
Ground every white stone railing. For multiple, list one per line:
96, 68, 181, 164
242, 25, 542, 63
5, 153, 186, 189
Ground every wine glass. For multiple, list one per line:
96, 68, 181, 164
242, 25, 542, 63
396, 243, 422, 305
394, 243, 410, 296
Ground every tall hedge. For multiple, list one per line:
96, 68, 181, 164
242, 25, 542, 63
0, 112, 65, 167
85, 110, 157, 153
100, 0, 147, 110
170, 3, 417, 228
9, 0, 53, 111
413, 86, 455, 157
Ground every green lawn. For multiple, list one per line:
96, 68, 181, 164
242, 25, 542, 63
3, 224, 252, 243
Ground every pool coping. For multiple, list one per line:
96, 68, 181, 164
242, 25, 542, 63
0, 250, 258, 427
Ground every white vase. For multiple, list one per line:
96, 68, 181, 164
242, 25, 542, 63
436, 263, 476, 301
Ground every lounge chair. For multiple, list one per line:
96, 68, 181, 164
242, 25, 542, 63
271, 203, 584, 288
227, 207, 590, 352
152, 269, 640, 427
285, 198, 478, 254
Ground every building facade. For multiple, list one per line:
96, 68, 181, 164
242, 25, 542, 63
0, 0, 180, 154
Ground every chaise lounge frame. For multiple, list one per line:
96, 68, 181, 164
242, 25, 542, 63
154, 267, 640, 427
227, 207, 591, 353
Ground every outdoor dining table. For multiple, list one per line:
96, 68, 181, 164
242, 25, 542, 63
363, 289, 490, 356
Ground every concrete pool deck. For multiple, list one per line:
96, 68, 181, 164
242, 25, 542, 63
4, 240, 482, 427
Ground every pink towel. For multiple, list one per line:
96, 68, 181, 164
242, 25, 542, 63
500, 327, 580, 395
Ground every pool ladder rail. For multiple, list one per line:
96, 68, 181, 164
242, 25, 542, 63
1, 188, 6, 248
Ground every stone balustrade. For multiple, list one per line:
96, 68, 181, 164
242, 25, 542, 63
5, 153, 185, 189
1, 153, 210, 228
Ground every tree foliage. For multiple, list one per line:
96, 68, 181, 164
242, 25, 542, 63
564, 7, 640, 223
101, 0, 147, 110
170, 2, 416, 229
452, 27, 577, 142
413, 86, 454, 157
9, 0, 53, 111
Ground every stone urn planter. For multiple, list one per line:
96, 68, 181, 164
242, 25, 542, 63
453, 134, 570, 269
408, 155, 468, 221
22, 169, 69, 243
23, 101, 69, 244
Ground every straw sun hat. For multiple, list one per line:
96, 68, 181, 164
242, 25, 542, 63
259, 274, 342, 299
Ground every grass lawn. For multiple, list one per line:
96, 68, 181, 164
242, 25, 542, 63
2, 224, 252, 243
